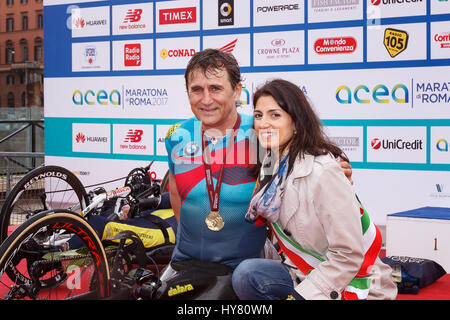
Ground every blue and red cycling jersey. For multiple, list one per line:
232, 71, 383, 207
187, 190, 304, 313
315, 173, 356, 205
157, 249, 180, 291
165, 113, 267, 268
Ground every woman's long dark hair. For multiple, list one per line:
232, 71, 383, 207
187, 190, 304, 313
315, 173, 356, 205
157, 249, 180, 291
252, 79, 348, 176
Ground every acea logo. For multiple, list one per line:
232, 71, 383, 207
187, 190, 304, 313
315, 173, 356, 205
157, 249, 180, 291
72, 89, 121, 106
336, 83, 409, 104
436, 138, 448, 152
72, 87, 169, 107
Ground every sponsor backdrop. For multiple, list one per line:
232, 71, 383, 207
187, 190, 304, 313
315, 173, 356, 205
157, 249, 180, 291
43, 0, 450, 226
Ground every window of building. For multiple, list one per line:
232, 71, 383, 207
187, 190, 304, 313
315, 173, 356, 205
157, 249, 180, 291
7, 0, 14, 6
20, 39, 28, 62
37, 13, 43, 29
22, 15, 28, 30
7, 92, 15, 108
5, 40, 15, 64
21, 92, 26, 107
6, 17, 14, 32
21, 0, 29, 4
34, 37, 43, 62
6, 74, 15, 85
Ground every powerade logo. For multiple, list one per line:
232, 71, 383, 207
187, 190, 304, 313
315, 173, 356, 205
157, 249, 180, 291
336, 84, 409, 104
72, 87, 169, 107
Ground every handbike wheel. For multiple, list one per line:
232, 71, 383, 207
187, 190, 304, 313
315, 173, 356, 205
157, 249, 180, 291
160, 169, 170, 193
0, 210, 110, 300
0, 165, 89, 243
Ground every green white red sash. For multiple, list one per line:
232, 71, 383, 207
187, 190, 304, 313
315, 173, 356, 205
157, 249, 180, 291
270, 198, 382, 300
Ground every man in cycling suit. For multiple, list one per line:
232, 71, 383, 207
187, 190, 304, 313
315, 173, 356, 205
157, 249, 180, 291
165, 49, 267, 268
165, 49, 354, 272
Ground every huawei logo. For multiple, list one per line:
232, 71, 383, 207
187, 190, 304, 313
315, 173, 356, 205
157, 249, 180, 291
76, 132, 86, 143
74, 17, 86, 29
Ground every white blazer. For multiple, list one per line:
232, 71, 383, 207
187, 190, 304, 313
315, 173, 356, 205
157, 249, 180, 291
276, 153, 397, 300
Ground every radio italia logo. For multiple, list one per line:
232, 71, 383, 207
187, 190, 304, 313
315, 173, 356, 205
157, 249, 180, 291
314, 37, 357, 54
336, 84, 409, 104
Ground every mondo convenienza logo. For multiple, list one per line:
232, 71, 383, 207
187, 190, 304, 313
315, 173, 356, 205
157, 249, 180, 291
314, 37, 357, 54
336, 84, 409, 104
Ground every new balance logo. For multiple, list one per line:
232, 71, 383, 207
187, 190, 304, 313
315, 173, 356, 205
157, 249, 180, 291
436, 184, 444, 193
124, 129, 143, 143
123, 9, 143, 23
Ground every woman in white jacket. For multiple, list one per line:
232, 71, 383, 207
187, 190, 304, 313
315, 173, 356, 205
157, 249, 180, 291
232, 79, 397, 300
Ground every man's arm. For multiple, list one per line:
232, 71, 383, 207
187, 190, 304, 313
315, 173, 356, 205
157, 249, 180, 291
338, 158, 353, 185
168, 172, 181, 222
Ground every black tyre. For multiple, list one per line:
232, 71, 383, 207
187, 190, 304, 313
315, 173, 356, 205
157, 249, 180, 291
0, 165, 89, 243
0, 210, 110, 300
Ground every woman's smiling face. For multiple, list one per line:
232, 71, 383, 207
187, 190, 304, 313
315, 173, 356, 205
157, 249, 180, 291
253, 94, 295, 151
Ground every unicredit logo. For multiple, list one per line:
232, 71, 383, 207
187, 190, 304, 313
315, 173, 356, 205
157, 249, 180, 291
371, 138, 423, 150
159, 7, 196, 25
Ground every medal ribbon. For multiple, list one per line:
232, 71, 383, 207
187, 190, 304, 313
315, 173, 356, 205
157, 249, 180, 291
201, 114, 241, 214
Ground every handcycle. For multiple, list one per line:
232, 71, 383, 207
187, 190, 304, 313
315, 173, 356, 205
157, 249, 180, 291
0, 163, 237, 300
0, 161, 170, 243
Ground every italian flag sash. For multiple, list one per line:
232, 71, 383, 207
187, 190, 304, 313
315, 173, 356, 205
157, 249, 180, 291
270, 198, 382, 300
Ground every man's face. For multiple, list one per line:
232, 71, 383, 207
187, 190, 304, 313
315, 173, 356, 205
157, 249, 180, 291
187, 67, 242, 134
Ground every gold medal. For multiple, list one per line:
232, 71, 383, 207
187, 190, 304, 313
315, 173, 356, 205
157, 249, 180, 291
205, 211, 225, 232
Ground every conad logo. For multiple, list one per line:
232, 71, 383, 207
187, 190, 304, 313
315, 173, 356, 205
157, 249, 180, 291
72, 89, 121, 106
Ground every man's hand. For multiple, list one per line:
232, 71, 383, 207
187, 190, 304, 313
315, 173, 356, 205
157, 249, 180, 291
119, 204, 131, 220
338, 158, 353, 185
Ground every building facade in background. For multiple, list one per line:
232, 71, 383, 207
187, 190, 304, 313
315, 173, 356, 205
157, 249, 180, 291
0, 0, 43, 110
